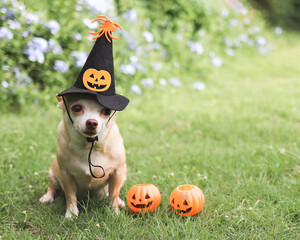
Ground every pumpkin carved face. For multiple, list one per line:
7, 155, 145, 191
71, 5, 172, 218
127, 184, 161, 213
170, 184, 205, 216
82, 68, 111, 92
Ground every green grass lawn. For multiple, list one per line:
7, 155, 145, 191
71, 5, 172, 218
1, 34, 300, 239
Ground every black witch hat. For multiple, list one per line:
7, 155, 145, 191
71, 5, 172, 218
58, 16, 129, 111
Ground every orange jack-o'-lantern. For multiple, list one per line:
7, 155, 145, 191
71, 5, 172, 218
170, 184, 205, 216
127, 184, 161, 213
82, 68, 111, 92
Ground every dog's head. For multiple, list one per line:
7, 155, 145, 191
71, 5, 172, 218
57, 94, 113, 138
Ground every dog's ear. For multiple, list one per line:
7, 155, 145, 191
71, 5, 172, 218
56, 94, 64, 109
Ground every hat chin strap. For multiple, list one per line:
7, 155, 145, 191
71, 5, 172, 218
61, 96, 116, 179
86, 136, 105, 178
62, 96, 74, 124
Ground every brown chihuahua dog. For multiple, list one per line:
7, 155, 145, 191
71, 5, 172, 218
40, 94, 126, 218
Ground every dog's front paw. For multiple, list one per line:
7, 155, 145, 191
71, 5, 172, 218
118, 197, 125, 208
39, 193, 54, 204
65, 210, 79, 218
65, 205, 79, 218
113, 206, 120, 215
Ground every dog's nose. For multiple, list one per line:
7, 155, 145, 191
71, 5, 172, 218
86, 119, 98, 130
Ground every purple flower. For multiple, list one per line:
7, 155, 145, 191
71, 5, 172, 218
1, 8, 7, 14
75, 5, 83, 11
14, 66, 21, 79
83, 18, 98, 29
123, 9, 138, 23
48, 39, 57, 48
6, 9, 16, 19
142, 31, 154, 43
119, 64, 136, 75
26, 48, 45, 63
2, 80, 9, 88
256, 36, 266, 46
121, 30, 138, 49
11, 0, 21, 9
128, 56, 143, 71
2, 65, 9, 71
141, 78, 154, 89
16, 1, 26, 11
11, 67, 31, 86
192, 81, 205, 91
24, 74, 31, 84
187, 41, 204, 55
0, 27, 13, 41
48, 39, 62, 55
258, 44, 273, 55
130, 84, 142, 95
226, 48, 235, 56
161, 50, 168, 60
83, 0, 114, 13
211, 57, 223, 67
275, 27, 283, 35
221, 9, 229, 18
237, 34, 248, 43
22, 31, 29, 38
71, 51, 88, 67
52, 45, 62, 55
7, 19, 21, 29
74, 33, 82, 40
28, 37, 48, 52
26, 37, 48, 63
46, 20, 60, 34
25, 13, 39, 24
159, 78, 167, 86
238, 7, 248, 15
54, 60, 69, 73
169, 77, 181, 87
130, 55, 138, 63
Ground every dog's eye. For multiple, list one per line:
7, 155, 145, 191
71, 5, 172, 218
102, 108, 111, 116
71, 105, 82, 113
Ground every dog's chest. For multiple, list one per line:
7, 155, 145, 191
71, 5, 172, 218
60, 146, 116, 187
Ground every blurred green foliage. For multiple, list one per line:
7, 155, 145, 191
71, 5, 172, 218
1, 0, 271, 111
248, 0, 300, 29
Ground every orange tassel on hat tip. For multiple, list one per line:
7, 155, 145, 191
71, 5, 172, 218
170, 184, 205, 216
89, 15, 121, 42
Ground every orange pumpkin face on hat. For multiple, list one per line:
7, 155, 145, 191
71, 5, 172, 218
58, 16, 129, 111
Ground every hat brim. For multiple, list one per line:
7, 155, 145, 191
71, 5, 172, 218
58, 86, 129, 111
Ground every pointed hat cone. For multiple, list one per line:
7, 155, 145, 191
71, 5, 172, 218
58, 17, 129, 111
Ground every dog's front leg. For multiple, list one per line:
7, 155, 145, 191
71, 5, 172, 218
108, 163, 126, 214
59, 170, 79, 218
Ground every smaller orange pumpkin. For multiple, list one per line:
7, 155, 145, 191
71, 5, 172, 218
127, 184, 161, 213
170, 184, 205, 216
